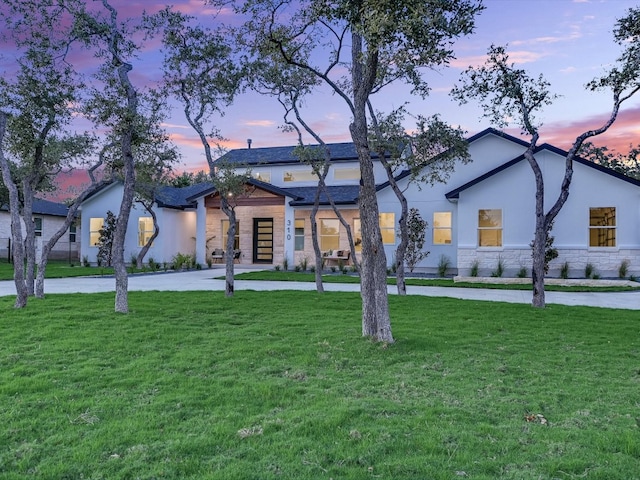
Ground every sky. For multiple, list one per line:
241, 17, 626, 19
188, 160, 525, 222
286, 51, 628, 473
1, 0, 639, 176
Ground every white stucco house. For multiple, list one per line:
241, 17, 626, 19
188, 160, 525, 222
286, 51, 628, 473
1, 198, 79, 262
78, 128, 640, 277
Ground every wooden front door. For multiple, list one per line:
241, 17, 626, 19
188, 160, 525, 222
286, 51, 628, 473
253, 218, 273, 263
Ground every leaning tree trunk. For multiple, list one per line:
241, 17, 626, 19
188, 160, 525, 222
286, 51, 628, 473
0, 113, 28, 307
136, 201, 159, 269
22, 182, 37, 296
310, 186, 325, 293
221, 197, 236, 297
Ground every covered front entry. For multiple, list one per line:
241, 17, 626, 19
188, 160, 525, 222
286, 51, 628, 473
253, 218, 274, 263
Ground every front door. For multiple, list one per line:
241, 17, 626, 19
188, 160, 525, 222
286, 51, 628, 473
253, 218, 274, 263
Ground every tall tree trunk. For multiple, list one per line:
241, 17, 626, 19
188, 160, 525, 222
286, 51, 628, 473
221, 197, 236, 297
22, 182, 36, 296
310, 183, 325, 293
0, 113, 28, 307
350, 32, 393, 343
136, 200, 159, 269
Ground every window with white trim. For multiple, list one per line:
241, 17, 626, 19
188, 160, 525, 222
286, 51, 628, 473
433, 212, 452, 245
589, 207, 616, 247
89, 218, 104, 247
478, 209, 502, 247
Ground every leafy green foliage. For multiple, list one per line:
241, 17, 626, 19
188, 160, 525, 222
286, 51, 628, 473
97, 211, 117, 267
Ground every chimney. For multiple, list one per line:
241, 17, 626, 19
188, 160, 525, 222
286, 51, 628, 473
247, 138, 252, 149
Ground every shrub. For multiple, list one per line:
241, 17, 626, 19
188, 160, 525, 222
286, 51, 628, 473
82, 255, 90, 267
130, 253, 138, 268
404, 208, 430, 272
437, 254, 451, 278
470, 259, 480, 277
148, 257, 159, 272
172, 253, 194, 270
560, 261, 570, 279
490, 256, 505, 278
517, 266, 527, 278
282, 256, 289, 271
275, 265, 281, 271
618, 259, 630, 279
299, 257, 308, 272
585, 263, 595, 279
309, 265, 316, 273
294, 265, 301, 272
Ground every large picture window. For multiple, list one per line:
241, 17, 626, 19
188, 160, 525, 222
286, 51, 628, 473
320, 219, 340, 251
433, 212, 452, 245
379, 213, 395, 245
138, 217, 154, 247
252, 171, 271, 183
221, 219, 240, 250
294, 219, 305, 251
478, 209, 502, 247
334, 167, 360, 181
89, 218, 104, 247
589, 207, 616, 247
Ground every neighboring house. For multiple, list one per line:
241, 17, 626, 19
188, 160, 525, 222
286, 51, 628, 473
0, 198, 80, 262
79, 128, 640, 277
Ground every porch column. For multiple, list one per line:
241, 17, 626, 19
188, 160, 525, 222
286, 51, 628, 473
284, 198, 296, 268
195, 198, 207, 266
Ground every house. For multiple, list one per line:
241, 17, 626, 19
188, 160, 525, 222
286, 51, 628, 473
0, 198, 79, 262
79, 128, 640, 277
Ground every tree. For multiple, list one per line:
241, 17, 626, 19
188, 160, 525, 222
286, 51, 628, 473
158, 11, 246, 297
580, 142, 640, 179
369, 109, 469, 294
452, 11, 640, 308
404, 208, 430, 273
217, 0, 484, 342
0, 0, 93, 306
97, 210, 117, 267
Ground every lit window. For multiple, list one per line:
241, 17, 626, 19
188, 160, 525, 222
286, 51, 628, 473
379, 213, 395, 245
33, 217, 43, 237
294, 219, 305, 251
69, 223, 77, 243
283, 169, 316, 182
353, 218, 362, 252
433, 212, 452, 245
334, 167, 360, 181
138, 217, 154, 247
221, 219, 240, 250
252, 171, 271, 183
589, 207, 616, 247
89, 218, 104, 247
478, 209, 502, 247
320, 219, 340, 251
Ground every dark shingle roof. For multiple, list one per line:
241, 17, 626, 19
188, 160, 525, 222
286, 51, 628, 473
285, 185, 360, 206
216, 142, 386, 166
155, 182, 214, 209
2, 198, 69, 217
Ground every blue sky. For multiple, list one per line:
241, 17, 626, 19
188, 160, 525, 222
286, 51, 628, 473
1, 0, 638, 174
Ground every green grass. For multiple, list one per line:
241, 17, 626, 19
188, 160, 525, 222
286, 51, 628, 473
1, 290, 640, 478
0, 259, 115, 281
230, 270, 640, 292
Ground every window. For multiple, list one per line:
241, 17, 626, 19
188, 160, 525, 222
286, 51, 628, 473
320, 219, 340, 251
283, 169, 317, 182
589, 207, 616, 247
33, 217, 43, 237
221, 219, 240, 250
379, 213, 395, 245
89, 218, 104, 247
478, 209, 502, 247
294, 219, 305, 251
252, 171, 271, 183
353, 219, 362, 252
69, 223, 77, 243
138, 217, 154, 247
433, 212, 452, 245
334, 167, 360, 181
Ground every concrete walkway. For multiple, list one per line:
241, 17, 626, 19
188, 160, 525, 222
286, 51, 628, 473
1, 267, 639, 309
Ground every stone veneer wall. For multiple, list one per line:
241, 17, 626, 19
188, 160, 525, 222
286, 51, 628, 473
458, 247, 640, 278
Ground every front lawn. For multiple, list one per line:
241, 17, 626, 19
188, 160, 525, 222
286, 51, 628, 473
1, 291, 639, 478
0, 259, 114, 281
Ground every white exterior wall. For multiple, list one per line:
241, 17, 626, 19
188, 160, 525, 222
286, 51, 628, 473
375, 132, 529, 272
456, 149, 640, 277
79, 183, 196, 265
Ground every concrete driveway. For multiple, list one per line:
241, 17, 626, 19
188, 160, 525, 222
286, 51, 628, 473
1, 267, 639, 310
